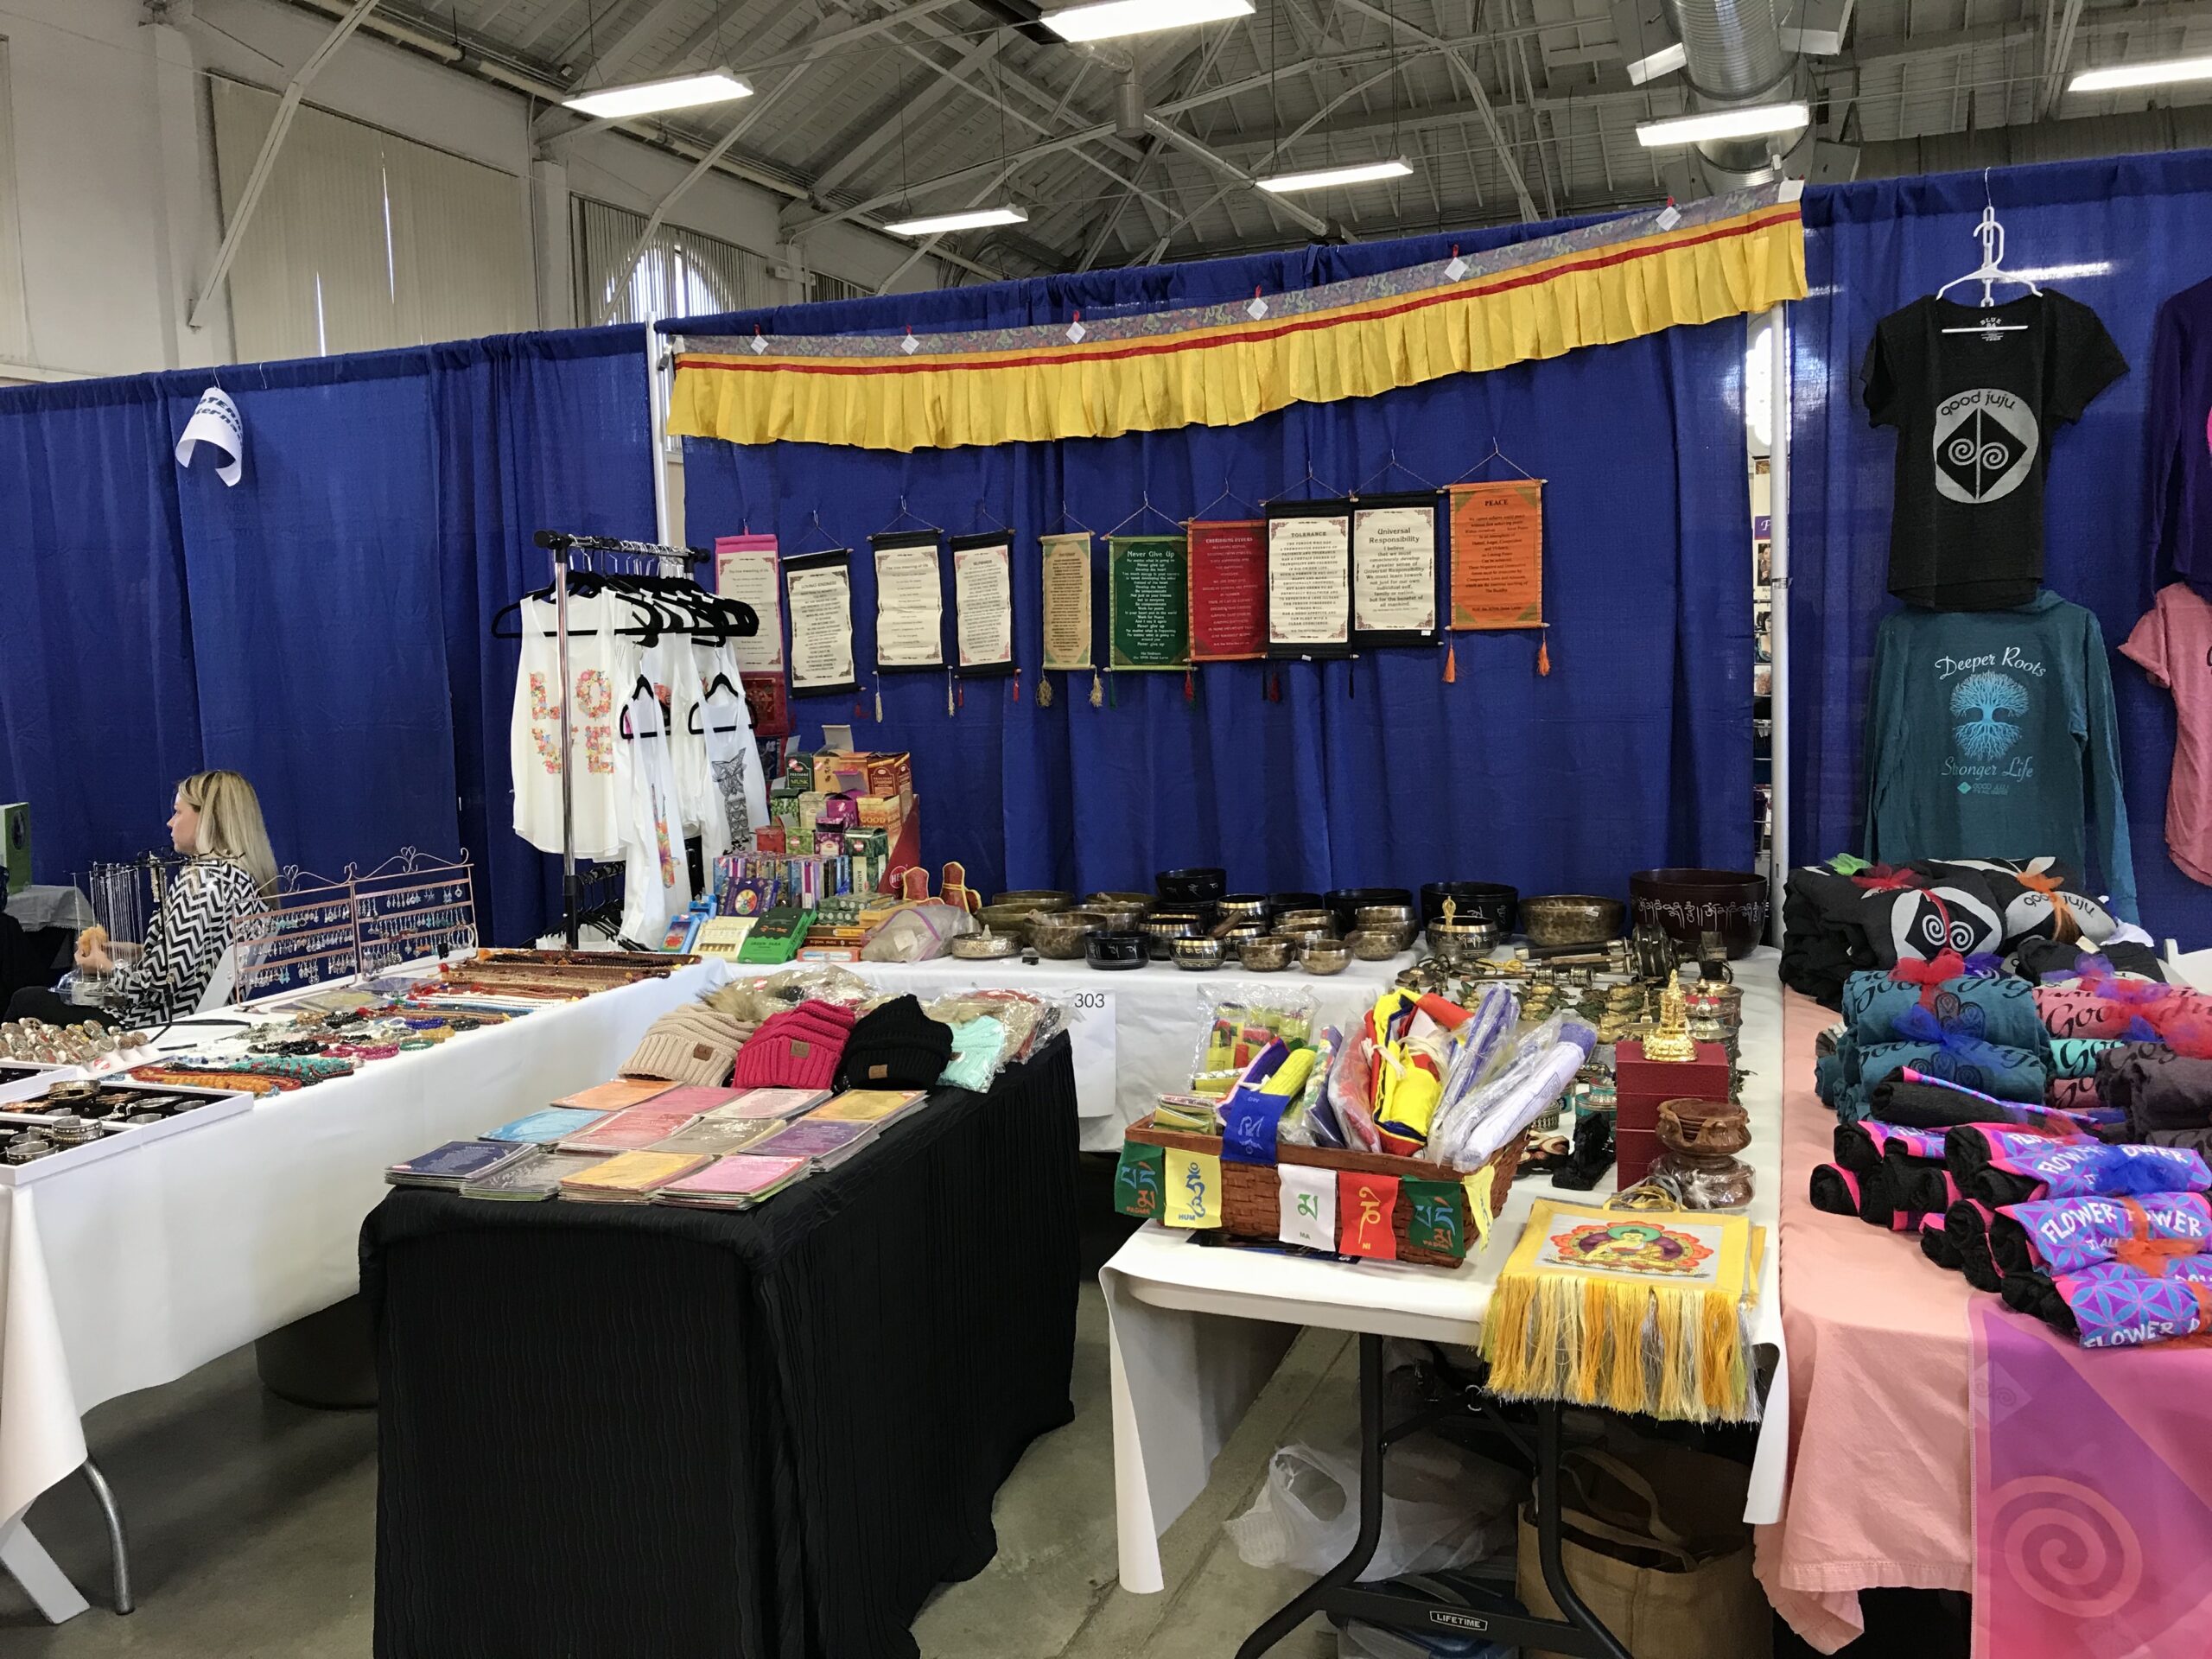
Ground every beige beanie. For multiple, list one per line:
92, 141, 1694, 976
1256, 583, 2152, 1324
620, 1002, 760, 1085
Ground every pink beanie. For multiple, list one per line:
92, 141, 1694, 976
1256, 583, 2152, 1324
730, 1001, 856, 1091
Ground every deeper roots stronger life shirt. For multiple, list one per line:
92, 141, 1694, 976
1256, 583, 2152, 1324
1862, 592, 2138, 920
1863, 289, 2127, 609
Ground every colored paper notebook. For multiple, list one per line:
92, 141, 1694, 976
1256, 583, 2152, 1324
649, 1117, 782, 1158
707, 1088, 830, 1122
559, 1149, 709, 1203
811, 1089, 926, 1124
386, 1140, 531, 1189
557, 1105, 702, 1154
484, 1106, 610, 1145
653, 1154, 810, 1209
752, 1117, 876, 1169
551, 1077, 676, 1112
642, 1084, 750, 1116
461, 1147, 609, 1200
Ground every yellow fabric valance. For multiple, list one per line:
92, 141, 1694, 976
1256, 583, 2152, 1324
669, 189, 1806, 454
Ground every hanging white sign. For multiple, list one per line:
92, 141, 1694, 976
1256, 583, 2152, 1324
175, 387, 245, 487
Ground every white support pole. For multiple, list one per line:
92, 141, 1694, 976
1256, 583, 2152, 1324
188, 0, 379, 331
1767, 300, 1793, 932
647, 321, 675, 549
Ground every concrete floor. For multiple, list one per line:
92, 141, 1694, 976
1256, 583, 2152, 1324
0, 1281, 1359, 1659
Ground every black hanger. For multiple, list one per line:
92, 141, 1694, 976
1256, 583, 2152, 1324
618, 674, 665, 741
696, 671, 748, 733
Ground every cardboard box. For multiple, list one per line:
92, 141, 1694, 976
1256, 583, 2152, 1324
811, 751, 871, 794
1613, 1039, 1731, 1188
753, 826, 786, 855
863, 752, 912, 798
818, 793, 860, 830
856, 790, 909, 830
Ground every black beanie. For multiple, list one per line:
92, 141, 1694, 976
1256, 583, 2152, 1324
836, 995, 956, 1090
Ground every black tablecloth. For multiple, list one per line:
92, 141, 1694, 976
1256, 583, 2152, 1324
362, 1035, 1079, 1659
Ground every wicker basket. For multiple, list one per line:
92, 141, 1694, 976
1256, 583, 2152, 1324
1123, 1116, 1529, 1267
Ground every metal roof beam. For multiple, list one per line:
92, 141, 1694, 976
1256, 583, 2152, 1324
1331, 0, 1539, 219
1142, 114, 1333, 237
790, 29, 1013, 217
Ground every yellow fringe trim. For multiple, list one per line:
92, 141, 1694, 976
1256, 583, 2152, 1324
1482, 1269, 1757, 1424
670, 204, 1806, 454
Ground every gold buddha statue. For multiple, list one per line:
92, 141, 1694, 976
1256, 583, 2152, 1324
1642, 971, 1697, 1064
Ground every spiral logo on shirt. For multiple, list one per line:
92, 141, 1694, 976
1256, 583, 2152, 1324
1933, 389, 2037, 503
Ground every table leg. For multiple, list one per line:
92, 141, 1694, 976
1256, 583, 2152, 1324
1232, 1338, 1636, 1659
0, 1515, 91, 1624
1232, 1332, 1389, 1659
79, 1459, 133, 1614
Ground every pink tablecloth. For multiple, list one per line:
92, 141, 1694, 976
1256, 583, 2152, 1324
1752, 988, 1975, 1652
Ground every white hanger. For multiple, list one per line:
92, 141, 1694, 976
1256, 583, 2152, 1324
1936, 193, 2038, 335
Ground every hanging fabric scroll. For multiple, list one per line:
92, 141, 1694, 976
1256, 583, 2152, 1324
1109, 535, 1191, 671
715, 532, 790, 736
951, 532, 1014, 676
1448, 480, 1546, 631
1186, 519, 1267, 662
1351, 493, 1440, 648
871, 531, 944, 671
784, 550, 856, 696
1266, 501, 1353, 659
1040, 532, 1094, 671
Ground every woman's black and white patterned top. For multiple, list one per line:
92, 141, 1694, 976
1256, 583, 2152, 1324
106, 857, 268, 1024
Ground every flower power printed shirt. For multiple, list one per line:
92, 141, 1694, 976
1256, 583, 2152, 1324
1862, 593, 2138, 920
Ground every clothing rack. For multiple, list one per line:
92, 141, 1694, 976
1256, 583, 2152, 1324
529, 529, 712, 949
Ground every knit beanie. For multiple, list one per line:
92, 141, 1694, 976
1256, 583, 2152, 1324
836, 995, 957, 1090
732, 1000, 857, 1091
621, 1003, 759, 1086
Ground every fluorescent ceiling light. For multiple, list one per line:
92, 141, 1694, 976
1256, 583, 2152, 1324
563, 69, 753, 120
1634, 102, 1810, 148
1255, 158, 1414, 194
1041, 0, 1254, 44
883, 206, 1031, 236
2069, 54, 2212, 93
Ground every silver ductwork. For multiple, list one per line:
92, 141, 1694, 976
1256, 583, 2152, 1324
1653, 0, 1817, 188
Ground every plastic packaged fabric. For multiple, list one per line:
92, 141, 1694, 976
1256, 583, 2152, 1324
922, 989, 1058, 1061
1431, 1015, 1585, 1173
861, 902, 975, 962
1329, 1033, 1385, 1153
1281, 1027, 1344, 1147
937, 1014, 1008, 1091
1193, 989, 1319, 1093
1224, 1439, 1523, 1583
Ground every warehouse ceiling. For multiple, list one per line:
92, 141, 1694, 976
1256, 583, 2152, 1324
286, 0, 2212, 279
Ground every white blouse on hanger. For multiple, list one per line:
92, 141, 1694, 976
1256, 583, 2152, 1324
511, 592, 635, 862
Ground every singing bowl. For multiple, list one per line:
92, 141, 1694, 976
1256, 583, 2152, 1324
1628, 868, 1770, 960
1345, 928, 1409, 962
1421, 881, 1519, 932
1238, 937, 1292, 972
1027, 909, 1106, 959
975, 904, 1039, 942
1173, 938, 1226, 971
1155, 867, 1229, 905
1085, 930, 1148, 970
1518, 894, 1627, 948
1300, 939, 1352, 976
1325, 887, 1415, 936
991, 889, 1074, 914
949, 931, 1020, 960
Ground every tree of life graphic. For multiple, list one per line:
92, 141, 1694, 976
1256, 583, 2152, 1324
1951, 670, 2029, 760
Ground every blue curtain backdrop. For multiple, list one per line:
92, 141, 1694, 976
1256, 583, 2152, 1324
1789, 150, 2212, 940
674, 216, 1757, 901
0, 327, 655, 947
0, 378, 204, 871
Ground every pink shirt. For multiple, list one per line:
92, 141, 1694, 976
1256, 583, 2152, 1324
2120, 582, 2212, 886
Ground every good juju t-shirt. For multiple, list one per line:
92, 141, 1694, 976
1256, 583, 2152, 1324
1862, 289, 2126, 610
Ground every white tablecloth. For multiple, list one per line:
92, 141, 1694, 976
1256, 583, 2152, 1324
0, 958, 726, 1532
728, 954, 1417, 1151
1102, 950, 1789, 1592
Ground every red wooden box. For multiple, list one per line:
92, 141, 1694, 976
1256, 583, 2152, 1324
1614, 1039, 1730, 1187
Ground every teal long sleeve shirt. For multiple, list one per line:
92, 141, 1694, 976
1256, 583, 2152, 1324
1861, 593, 2139, 921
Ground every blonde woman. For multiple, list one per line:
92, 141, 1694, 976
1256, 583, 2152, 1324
6, 771, 277, 1027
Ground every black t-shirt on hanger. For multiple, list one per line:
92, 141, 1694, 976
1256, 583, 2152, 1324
1861, 289, 2127, 609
